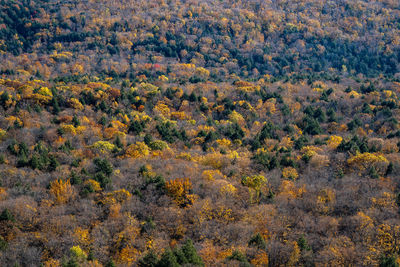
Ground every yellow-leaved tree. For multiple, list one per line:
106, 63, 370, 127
282, 167, 298, 180
241, 175, 267, 203
91, 141, 116, 154
327, 135, 343, 149
124, 142, 150, 158
49, 179, 75, 204
165, 178, 196, 207
347, 152, 388, 175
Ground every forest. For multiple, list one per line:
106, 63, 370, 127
0, 0, 400, 266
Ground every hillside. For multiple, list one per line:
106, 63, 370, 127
0, 0, 400, 266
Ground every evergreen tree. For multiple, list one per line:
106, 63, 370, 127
0, 208, 15, 222
180, 239, 204, 266
138, 250, 159, 267
156, 249, 179, 267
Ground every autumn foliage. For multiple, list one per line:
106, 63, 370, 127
0, 0, 400, 266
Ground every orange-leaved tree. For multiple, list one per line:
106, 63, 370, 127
165, 178, 196, 207
49, 179, 75, 204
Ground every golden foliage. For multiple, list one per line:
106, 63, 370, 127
111, 120, 128, 132
153, 101, 170, 117
165, 178, 196, 207
115, 245, 140, 265
197, 199, 235, 224
70, 245, 87, 259
171, 111, 190, 120
287, 241, 300, 266
1, 2, 400, 265
91, 141, 116, 153
84, 179, 102, 192
32, 87, 53, 103
5, 116, 22, 127
348, 90, 360, 98
220, 183, 237, 196
103, 127, 126, 139
202, 169, 224, 181
176, 152, 192, 161
125, 142, 150, 158
327, 135, 343, 149
43, 259, 60, 267
109, 189, 131, 202
251, 251, 269, 266
279, 137, 293, 150
60, 124, 77, 135
0, 128, 7, 140
228, 111, 245, 125
242, 175, 267, 191
357, 211, 374, 229
68, 98, 84, 110
216, 138, 232, 148
371, 192, 396, 209
199, 239, 219, 266
38, 87, 53, 97
194, 67, 210, 79
0, 187, 7, 201
99, 189, 131, 206
264, 99, 276, 114
49, 179, 75, 204
347, 152, 388, 171
282, 167, 299, 180
74, 227, 92, 248
242, 175, 267, 203
301, 145, 321, 158
318, 236, 355, 266
114, 215, 141, 264
317, 189, 336, 213
279, 180, 306, 199
375, 224, 400, 255
196, 152, 230, 170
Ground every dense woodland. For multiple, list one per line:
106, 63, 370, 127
1, 0, 400, 266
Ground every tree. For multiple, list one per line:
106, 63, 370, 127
114, 136, 123, 149
297, 235, 311, 251
252, 150, 278, 170
105, 259, 117, 267
249, 233, 266, 249
72, 115, 80, 127
91, 141, 117, 154
282, 167, 299, 180
49, 179, 75, 204
327, 135, 343, 149
94, 158, 113, 176
94, 172, 112, 189
157, 249, 179, 267
0, 208, 15, 222
180, 239, 204, 266
48, 155, 60, 172
223, 122, 244, 141
227, 250, 249, 263
301, 116, 322, 135
379, 256, 399, 267
0, 236, 7, 251
165, 178, 196, 207
125, 142, 150, 158
138, 251, 159, 267
156, 121, 186, 143
347, 152, 388, 175
242, 175, 267, 203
